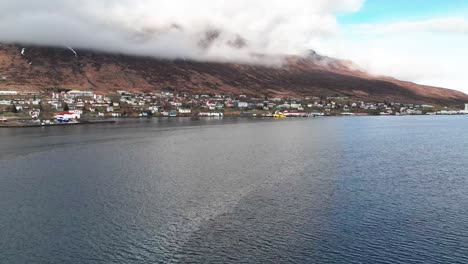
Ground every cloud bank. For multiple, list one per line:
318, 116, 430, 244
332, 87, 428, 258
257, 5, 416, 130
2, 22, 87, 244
0, 0, 363, 62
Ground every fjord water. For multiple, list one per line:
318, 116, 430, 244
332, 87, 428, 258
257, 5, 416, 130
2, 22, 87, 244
1, 116, 468, 264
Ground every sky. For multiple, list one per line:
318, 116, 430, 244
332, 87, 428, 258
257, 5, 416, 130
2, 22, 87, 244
0, 0, 467, 93
330, 0, 468, 93
339, 0, 468, 24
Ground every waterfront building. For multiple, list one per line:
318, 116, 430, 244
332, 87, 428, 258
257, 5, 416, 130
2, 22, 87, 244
54, 111, 81, 121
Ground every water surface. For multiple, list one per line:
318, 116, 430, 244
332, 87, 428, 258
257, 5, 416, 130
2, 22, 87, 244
1, 116, 468, 263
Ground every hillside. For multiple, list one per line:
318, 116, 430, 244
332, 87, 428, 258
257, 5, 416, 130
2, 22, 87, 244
1, 44, 467, 105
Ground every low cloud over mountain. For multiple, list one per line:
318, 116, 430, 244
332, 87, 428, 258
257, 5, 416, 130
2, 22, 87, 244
0, 0, 363, 62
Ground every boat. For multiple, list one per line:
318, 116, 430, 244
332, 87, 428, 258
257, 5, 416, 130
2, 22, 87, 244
273, 111, 286, 118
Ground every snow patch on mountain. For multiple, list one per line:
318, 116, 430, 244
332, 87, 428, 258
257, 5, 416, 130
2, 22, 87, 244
67, 46, 78, 57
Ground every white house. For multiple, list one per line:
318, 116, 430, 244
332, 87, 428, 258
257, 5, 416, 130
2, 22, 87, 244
237, 102, 249, 108
0, 90, 18, 95
178, 109, 192, 114
67, 90, 94, 98
459, 103, 468, 114
290, 103, 302, 109
54, 111, 81, 120
170, 102, 183, 107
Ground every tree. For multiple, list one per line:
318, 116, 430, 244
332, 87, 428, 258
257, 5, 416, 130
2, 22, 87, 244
63, 103, 70, 111
11, 104, 18, 113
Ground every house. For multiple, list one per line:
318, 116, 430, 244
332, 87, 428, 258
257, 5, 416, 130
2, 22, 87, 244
117, 90, 129, 96
50, 101, 62, 110
290, 103, 302, 109
0, 90, 17, 95
178, 109, 192, 115
0, 100, 11, 105
206, 101, 217, 107
225, 102, 235, 108
170, 101, 183, 107
463, 103, 468, 114
216, 103, 224, 109
54, 111, 81, 120
94, 92, 105, 100
237, 102, 249, 108
67, 90, 94, 98
277, 103, 291, 109
29, 109, 41, 119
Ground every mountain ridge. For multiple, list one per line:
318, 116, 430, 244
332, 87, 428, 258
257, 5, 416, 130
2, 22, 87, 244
1, 44, 467, 105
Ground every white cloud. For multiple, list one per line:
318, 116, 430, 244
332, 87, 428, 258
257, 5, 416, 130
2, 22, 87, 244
317, 17, 468, 93
0, 0, 364, 62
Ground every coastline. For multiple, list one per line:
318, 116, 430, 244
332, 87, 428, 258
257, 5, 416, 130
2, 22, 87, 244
0, 120, 116, 128
1, 114, 467, 128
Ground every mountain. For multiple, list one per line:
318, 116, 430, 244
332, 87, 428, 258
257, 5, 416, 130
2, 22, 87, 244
1, 44, 467, 105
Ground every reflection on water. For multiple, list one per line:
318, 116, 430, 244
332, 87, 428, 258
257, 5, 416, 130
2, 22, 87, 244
1, 116, 468, 263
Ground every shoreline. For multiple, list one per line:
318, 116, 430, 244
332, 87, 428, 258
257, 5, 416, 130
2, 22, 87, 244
1, 114, 467, 128
0, 120, 116, 128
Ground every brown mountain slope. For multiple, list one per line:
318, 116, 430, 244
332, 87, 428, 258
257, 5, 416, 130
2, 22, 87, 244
1, 44, 467, 105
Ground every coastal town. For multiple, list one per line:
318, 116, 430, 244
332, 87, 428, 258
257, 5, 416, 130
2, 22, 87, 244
1, 89, 468, 126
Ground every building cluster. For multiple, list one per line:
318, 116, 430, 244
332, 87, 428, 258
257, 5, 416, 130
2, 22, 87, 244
1, 89, 468, 123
